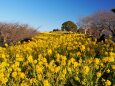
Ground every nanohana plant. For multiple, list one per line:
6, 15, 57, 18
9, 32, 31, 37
0, 32, 115, 86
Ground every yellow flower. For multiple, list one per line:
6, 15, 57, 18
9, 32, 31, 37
15, 62, 20, 67
33, 60, 37, 64
61, 55, 67, 61
94, 58, 100, 65
26, 47, 32, 51
55, 66, 60, 73
12, 72, 17, 78
55, 53, 60, 62
74, 76, 79, 81
106, 69, 110, 73
46, 72, 51, 78
70, 58, 75, 64
49, 60, 54, 66
63, 68, 67, 75
27, 55, 33, 63
79, 58, 82, 63
36, 65, 43, 73
105, 52, 108, 56
76, 51, 81, 56
8, 68, 12, 72
16, 54, 20, 58
67, 67, 72, 74
111, 65, 115, 70
0, 73, 4, 78
81, 81, 86, 85
20, 82, 28, 86
95, 65, 99, 70
67, 60, 71, 66
110, 52, 115, 56
47, 49, 52, 55
73, 62, 79, 68
43, 80, 50, 86
43, 58, 47, 63
1, 62, 9, 66
30, 78, 37, 84
61, 60, 66, 66
105, 80, 111, 86
19, 72, 25, 79
16, 57, 24, 62
86, 59, 92, 64
37, 74, 42, 81
81, 45, 85, 51
16, 67, 21, 72
96, 72, 101, 78
83, 66, 90, 75
1, 54, 5, 58
108, 57, 114, 62
50, 68, 55, 72
1, 78, 8, 84
109, 35, 112, 39
100, 63, 104, 67
4, 43, 8, 47
102, 57, 108, 63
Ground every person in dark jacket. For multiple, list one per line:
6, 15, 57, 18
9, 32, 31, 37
20, 38, 32, 43
97, 34, 105, 43
112, 9, 115, 13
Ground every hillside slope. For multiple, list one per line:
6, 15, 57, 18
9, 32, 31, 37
0, 32, 115, 86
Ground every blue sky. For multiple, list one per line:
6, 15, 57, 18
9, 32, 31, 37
0, 0, 115, 31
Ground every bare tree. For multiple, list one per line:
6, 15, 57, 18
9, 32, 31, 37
79, 11, 115, 38
0, 22, 38, 46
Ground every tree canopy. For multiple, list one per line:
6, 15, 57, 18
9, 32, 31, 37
61, 21, 77, 32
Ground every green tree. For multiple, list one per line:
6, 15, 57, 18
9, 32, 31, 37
61, 21, 77, 32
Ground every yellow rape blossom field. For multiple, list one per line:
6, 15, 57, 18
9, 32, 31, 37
0, 32, 115, 86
